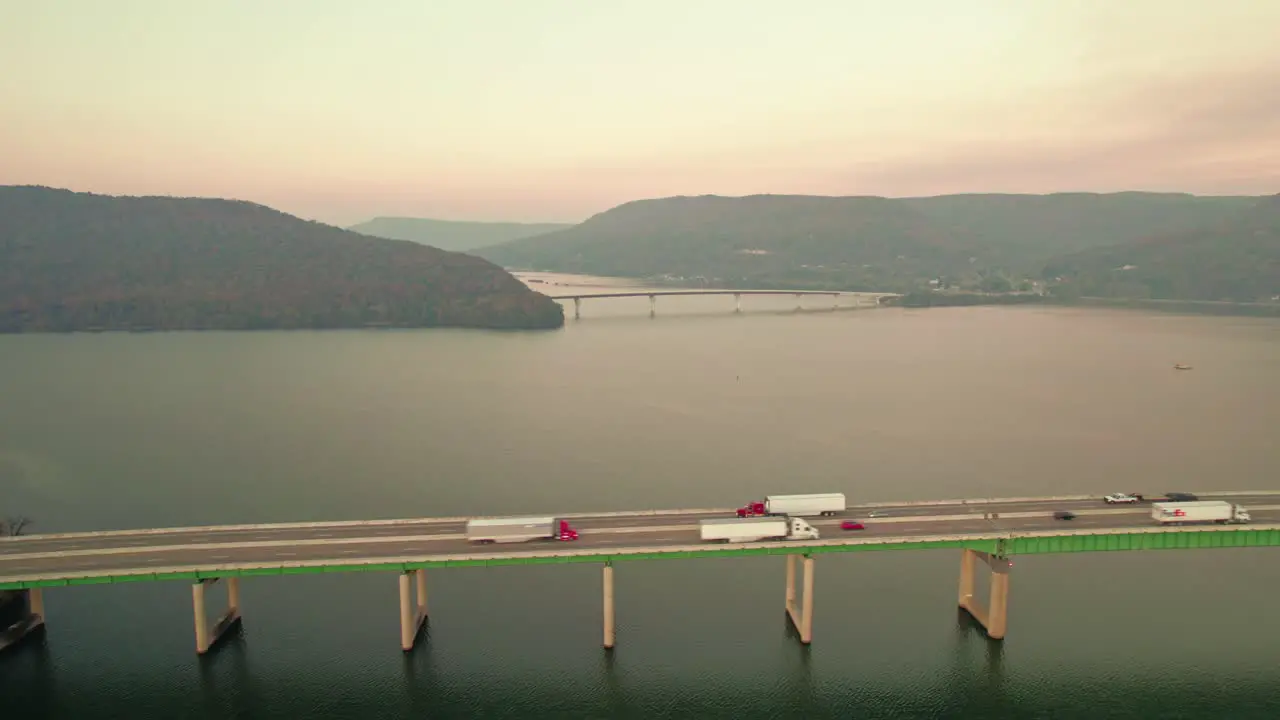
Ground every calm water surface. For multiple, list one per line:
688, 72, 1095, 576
2, 277, 1280, 718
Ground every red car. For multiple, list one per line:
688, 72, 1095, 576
840, 521, 865, 531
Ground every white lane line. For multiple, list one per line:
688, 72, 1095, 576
276, 552, 298, 558
211, 554, 232, 560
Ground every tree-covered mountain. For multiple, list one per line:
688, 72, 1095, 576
1042, 195, 1280, 303
348, 217, 574, 252
900, 192, 1258, 271
0, 186, 564, 332
472, 192, 1260, 293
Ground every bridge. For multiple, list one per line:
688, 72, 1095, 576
544, 289, 900, 318
3, 491, 1279, 657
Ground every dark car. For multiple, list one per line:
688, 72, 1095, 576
1164, 492, 1198, 502
840, 521, 865, 530
1053, 510, 1077, 520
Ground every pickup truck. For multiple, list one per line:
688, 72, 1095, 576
1103, 493, 1144, 504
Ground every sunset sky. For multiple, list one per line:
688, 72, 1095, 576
3, 0, 1277, 225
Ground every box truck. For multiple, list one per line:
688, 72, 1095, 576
737, 493, 846, 518
700, 517, 820, 543
466, 516, 580, 544
1150, 501, 1251, 526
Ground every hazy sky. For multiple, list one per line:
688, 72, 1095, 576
3, 0, 1278, 225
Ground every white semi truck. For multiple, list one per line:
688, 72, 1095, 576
700, 517, 820, 543
465, 516, 579, 544
737, 493, 846, 517
1150, 501, 1251, 526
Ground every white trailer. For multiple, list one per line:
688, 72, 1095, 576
765, 493, 846, 517
466, 516, 569, 544
700, 517, 820, 543
1150, 501, 1251, 526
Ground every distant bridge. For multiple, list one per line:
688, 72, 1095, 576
544, 289, 900, 319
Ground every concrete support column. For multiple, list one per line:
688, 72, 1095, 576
832, 293, 840, 310
800, 556, 815, 644
573, 297, 581, 319
987, 571, 1010, 640
415, 568, 428, 618
648, 294, 656, 318
0, 589, 46, 654
192, 582, 210, 654
227, 577, 240, 614
602, 563, 615, 649
734, 293, 742, 313
398, 569, 429, 652
27, 588, 45, 619
785, 554, 815, 644
958, 548, 976, 608
794, 293, 803, 310
398, 573, 414, 651
192, 578, 242, 655
785, 554, 797, 609
957, 550, 1011, 641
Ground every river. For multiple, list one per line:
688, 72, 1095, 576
2, 272, 1279, 718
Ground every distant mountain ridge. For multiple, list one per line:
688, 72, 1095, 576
0, 186, 564, 332
1043, 194, 1280, 303
349, 217, 574, 252
472, 192, 1263, 295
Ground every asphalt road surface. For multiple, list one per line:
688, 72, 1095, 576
3, 494, 1277, 581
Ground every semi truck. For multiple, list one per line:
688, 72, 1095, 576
737, 493, 846, 518
700, 517, 821, 543
465, 516, 580, 544
1150, 501, 1251, 526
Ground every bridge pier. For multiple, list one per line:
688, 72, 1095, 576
794, 293, 802, 311
602, 562, 615, 649
0, 589, 46, 653
398, 569, 428, 652
648, 294, 656, 318
734, 293, 742, 313
192, 577, 241, 655
572, 297, 581, 320
784, 554, 815, 643
958, 549, 1011, 640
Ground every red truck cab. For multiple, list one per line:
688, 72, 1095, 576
736, 501, 768, 517
557, 519, 580, 541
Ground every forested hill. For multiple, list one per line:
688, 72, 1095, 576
348, 217, 574, 252
1042, 194, 1280, 303
472, 192, 1259, 292
0, 186, 564, 332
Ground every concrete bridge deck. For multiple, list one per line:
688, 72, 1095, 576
3, 491, 1278, 654
542, 289, 900, 318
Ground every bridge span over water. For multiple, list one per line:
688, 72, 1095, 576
544, 289, 900, 318
3, 490, 1279, 657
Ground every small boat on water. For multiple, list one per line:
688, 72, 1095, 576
1173, 364, 1193, 370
